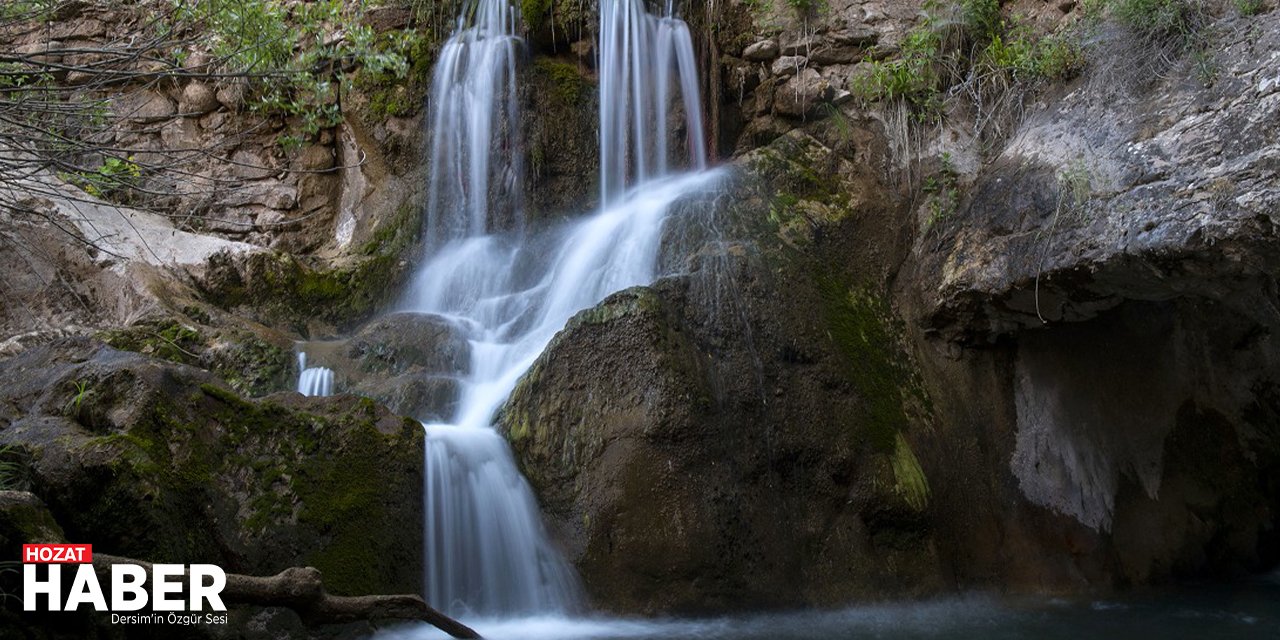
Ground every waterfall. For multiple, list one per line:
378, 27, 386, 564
402, 0, 714, 619
599, 0, 707, 202
424, 0, 523, 248
410, 169, 721, 616
296, 352, 334, 397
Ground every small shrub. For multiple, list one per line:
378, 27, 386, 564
922, 152, 961, 229
64, 155, 142, 201
1032, 34, 1086, 79
978, 24, 1085, 81
961, 0, 1003, 43
1113, 0, 1207, 46
851, 25, 945, 114
1233, 0, 1266, 15
1055, 158, 1095, 221
786, 0, 826, 17
522, 0, 551, 30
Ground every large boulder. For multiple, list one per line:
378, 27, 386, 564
0, 338, 424, 597
500, 131, 944, 614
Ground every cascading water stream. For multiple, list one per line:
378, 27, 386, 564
599, 0, 708, 202
407, 0, 713, 617
273, 0, 718, 620
296, 352, 334, 397
424, 0, 523, 248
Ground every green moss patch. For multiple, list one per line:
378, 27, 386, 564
202, 197, 421, 331
98, 320, 202, 366
532, 57, 590, 105
816, 278, 931, 453
99, 320, 292, 398
203, 250, 403, 331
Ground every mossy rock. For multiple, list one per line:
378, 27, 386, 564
199, 198, 421, 333
0, 491, 66, 547
816, 278, 932, 453
0, 338, 424, 596
98, 319, 202, 366
200, 249, 407, 333
97, 317, 293, 398
521, 54, 600, 222
531, 57, 590, 104
202, 333, 294, 398
496, 129, 943, 612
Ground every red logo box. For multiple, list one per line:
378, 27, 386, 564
22, 544, 92, 564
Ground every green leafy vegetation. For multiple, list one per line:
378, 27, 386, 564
172, 0, 430, 138
852, 27, 943, 114
849, 0, 1080, 119
0, 0, 55, 20
922, 152, 961, 230
62, 156, 142, 202
786, 0, 827, 16
522, 0, 552, 31
0, 445, 25, 491
1234, 0, 1266, 15
1113, 0, 1208, 45
851, 0, 1083, 118
64, 380, 91, 417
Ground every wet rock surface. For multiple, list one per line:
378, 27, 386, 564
502, 6, 1280, 606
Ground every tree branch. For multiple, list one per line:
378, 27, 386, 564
90, 554, 482, 639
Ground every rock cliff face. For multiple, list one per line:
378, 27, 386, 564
0, 1, 431, 345
901, 9, 1280, 586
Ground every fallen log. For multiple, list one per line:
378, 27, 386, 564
91, 554, 481, 639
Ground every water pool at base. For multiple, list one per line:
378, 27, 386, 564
373, 575, 1280, 640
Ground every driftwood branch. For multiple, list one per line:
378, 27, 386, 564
91, 554, 481, 639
